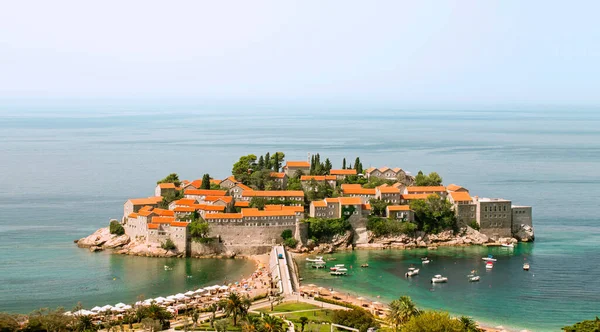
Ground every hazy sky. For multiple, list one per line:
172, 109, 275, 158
0, 1, 598, 107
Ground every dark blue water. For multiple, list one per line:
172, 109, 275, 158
1, 104, 599, 330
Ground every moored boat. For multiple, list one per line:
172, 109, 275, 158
431, 274, 448, 283
421, 257, 430, 264
482, 255, 497, 262
361, 263, 369, 268
405, 267, 420, 277
485, 262, 494, 269
330, 268, 348, 276
312, 262, 326, 269
330, 264, 345, 271
502, 243, 514, 248
469, 275, 480, 282
306, 256, 324, 262
523, 263, 530, 271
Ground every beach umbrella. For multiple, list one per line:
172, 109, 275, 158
185, 291, 195, 296
91, 306, 102, 312
123, 305, 132, 310
143, 299, 153, 306
219, 285, 229, 291
357, 297, 364, 300
194, 288, 206, 293
155, 296, 167, 303
100, 305, 113, 312
307, 284, 316, 287
115, 303, 126, 308
64, 311, 73, 316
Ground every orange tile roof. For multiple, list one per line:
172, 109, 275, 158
392, 168, 402, 172
184, 189, 227, 196
377, 186, 400, 194
446, 184, 466, 192
195, 204, 226, 211
300, 175, 336, 181
401, 194, 430, 200
140, 205, 153, 212
325, 198, 340, 204
223, 175, 237, 183
234, 183, 253, 191
153, 208, 175, 216
387, 205, 411, 211
242, 190, 304, 197
203, 196, 233, 203
342, 187, 376, 195
205, 213, 243, 220
312, 201, 327, 207
362, 203, 371, 210
158, 183, 177, 189
171, 221, 189, 227
365, 167, 376, 173
330, 169, 357, 175
128, 212, 138, 218
338, 197, 362, 205
147, 223, 159, 229
406, 186, 446, 193
152, 216, 175, 224
264, 204, 304, 213
173, 206, 196, 213
285, 161, 310, 168
128, 197, 163, 205
187, 179, 203, 189
173, 198, 197, 206
137, 210, 154, 217
234, 201, 250, 207
241, 208, 296, 217
270, 172, 286, 179
450, 191, 472, 202
378, 167, 390, 172
392, 183, 403, 188
211, 179, 222, 185
340, 184, 362, 190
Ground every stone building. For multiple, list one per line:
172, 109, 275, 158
329, 169, 357, 180
184, 189, 227, 201
405, 186, 447, 198
511, 205, 533, 231
386, 205, 414, 221
228, 183, 253, 200
300, 175, 337, 190
341, 184, 376, 203
309, 197, 362, 219
123, 197, 163, 220
155, 183, 178, 197
282, 161, 310, 177
269, 172, 287, 189
240, 190, 305, 205
476, 197, 513, 239
364, 167, 406, 180
448, 191, 476, 227
375, 186, 401, 204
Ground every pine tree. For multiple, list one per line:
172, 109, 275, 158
324, 158, 332, 173
357, 162, 363, 174
258, 155, 265, 170
342, 158, 346, 169
273, 153, 279, 172
354, 157, 361, 171
201, 174, 211, 189
265, 152, 271, 170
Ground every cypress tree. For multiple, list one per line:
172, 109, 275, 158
258, 155, 265, 170
324, 158, 332, 173
273, 153, 279, 172
354, 157, 361, 170
342, 158, 347, 169
201, 174, 211, 189
265, 152, 271, 169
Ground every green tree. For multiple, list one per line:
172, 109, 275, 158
410, 194, 458, 234
286, 177, 303, 190
258, 156, 265, 170
265, 152, 271, 170
367, 216, 416, 237
271, 152, 285, 172
562, 317, 600, 332
232, 154, 258, 184
161, 238, 176, 250
220, 292, 251, 326
208, 303, 218, 328
191, 310, 200, 328
400, 311, 463, 332
324, 158, 332, 173
260, 315, 286, 332
299, 316, 309, 332
342, 158, 347, 169
109, 220, 125, 235
332, 309, 379, 332
157, 173, 181, 187
284, 238, 298, 248
459, 316, 483, 332
388, 296, 420, 330
293, 169, 304, 179
250, 197, 268, 210
158, 189, 184, 209
0, 313, 22, 332
189, 220, 210, 239
26, 307, 73, 332
201, 174, 211, 189
215, 319, 228, 332
306, 218, 351, 243
369, 198, 389, 217
414, 171, 443, 186
281, 229, 293, 240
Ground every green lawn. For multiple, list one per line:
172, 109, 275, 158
284, 309, 334, 323
295, 322, 331, 332
258, 302, 323, 313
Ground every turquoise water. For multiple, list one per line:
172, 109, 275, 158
0, 103, 599, 329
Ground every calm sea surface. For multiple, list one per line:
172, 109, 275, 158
0, 103, 599, 330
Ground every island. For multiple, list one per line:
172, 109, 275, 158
76, 152, 534, 258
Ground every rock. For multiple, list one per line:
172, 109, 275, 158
513, 224, 535, 242
225, 251, 237, 258
90, 246, 103, 252
77, 228, 111, 248
104, 234, 130, 249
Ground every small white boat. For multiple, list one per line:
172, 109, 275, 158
482, 255, 497, 262
523, 263, 530, 271
330, 268, 348, 276
312, 262, 326, 269
306, 256, 324, 262
330, 264, 345, 271
421, 257, 430, 264
485, 262, 494, 269
502, 243, 514, 248
467, 275, 480, 282
431, 274, 448, 283
164, 265, 173, 271
405, 267, 420, 277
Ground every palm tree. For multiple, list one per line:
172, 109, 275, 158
221, 292, 251, 326
387, 296, 420, 330
459, 316, 482, 332
260, 315, 286, 332
299, 317, 309, 332
208, 303, 218, 328
242, 315, 260, 332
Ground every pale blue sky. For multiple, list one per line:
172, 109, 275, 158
0, 1, 598, 107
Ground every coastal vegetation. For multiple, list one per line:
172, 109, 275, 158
562, 317, 600, 331
157, 173, 181, 187
161, 238, 176, 250
366, 216, 416, 237
304, 218, 352, 243
332, 308, 379, 332
109, 220, 125, 236
232, 152, 286, 190
281, 230, 298, 248
219, 293, 251, 326
410, 194, 458, 233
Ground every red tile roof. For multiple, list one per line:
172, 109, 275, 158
234, 183, 253, 191
340, 184, 362, 190
152, 208, 175, 216
203, 196, 233, 203
205, 213, 243, 220
330, 169, 357, 175
338, 197, 362, 205
450, 191, 472, 202
387, 205, 411, 211
406, 186, 446, 193
184, 189, 227, 196
242, 190, 304, 197
377, 186, 400, 194
265, 204, 304, 213
173, 206, 196, 213
147, 223, 159, 229
270, 172, 286, 179
400, 194, 430, 200
300, 175, 336, 181
342, 187, 376, 195
128, 212, 138, 218
312, 201, 327, 207
152, 216, 175, 224
171, 221, 189, 227
241, 208, 296, 217
157, 183, 177, 189
446, 184, 466, 192
195, 204, 226, 212
234, 201, 250, 207
172, 198, 197, 206
285, 161, 310, 168
137, 210, 154, 217
128, 197, 163, 206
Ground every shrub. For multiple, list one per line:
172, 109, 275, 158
281, 229, 293, 240
109, 220, 125, 235
314, 297, 362, 311
161, 238, 176, 250
562, 317, 600, 331
400, 311, 463, 332
284, 238, 298, 248
305, 218, 351, 242
367, 217, 416, 237
468, 220, 480, 231
332, 309, 379, 332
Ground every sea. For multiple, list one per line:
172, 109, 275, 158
0, 101, 598, 331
